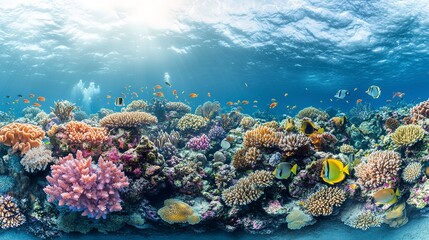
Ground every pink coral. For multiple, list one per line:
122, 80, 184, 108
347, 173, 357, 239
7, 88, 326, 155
43, 150, 129, 219
186, 134, 210, 151
410, 99, 429, 122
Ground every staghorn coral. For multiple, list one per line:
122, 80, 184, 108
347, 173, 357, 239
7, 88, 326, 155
43, 150, 129, 219
222, 170, 274, 206
0, 123, 45, 155
410, 99, 429, 122
177, 114, 208, 133
165, 102, 191, 114
158, 199, 200, 225
195, 101, 221, 120
286, 208, 315, 230
20, 146, 56, 173
240, 116, 256, 129
51, 100, 76, 122
402, 162, 422, 183
232, 147, 261, 170
384, 117, 400, 132
391, 124, 425, 147
355, 151, 402, 189
0, 195, 25, 229
123, 100, 148, 112
304, 187, 346, 217
243, 126, 280, 148
296, 107, 328, 121
100, 112, 158, 128
278, 133, 312, 157
339, 144, 356, 154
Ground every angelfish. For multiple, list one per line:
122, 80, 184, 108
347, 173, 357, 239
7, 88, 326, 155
373, 188, 399, 205
366, 85, 381, 99
320, 159, 349, 185
273, 162, 297, 179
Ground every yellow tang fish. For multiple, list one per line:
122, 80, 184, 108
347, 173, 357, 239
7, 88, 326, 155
273, 162, 297, 180
320, 159, 349, 185
300, 119, 324, 135
285, 118, 295, 131
373, 188, 400, 206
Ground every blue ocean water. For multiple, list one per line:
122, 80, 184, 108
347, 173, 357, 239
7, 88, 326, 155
0, 1, 429, 239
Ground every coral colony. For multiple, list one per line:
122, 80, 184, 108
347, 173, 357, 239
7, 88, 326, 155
0, 98, 428, 238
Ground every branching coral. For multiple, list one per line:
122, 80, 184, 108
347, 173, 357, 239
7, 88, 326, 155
158, 199, 200, 225
44, 150, 129, 219
222, 170, 274, 206
391, 124, 425, 147
51, 100, 76, 122
303, 187, 346, 216
0, 123, 45, 155
186, 134, 210, 151
165, 102, 191, 114
100, 112, 158, 128
0, 195, 26, 229
402, 162, 422, 183
278, 133, 312, 157
339, 144, 355, 154
410, 99, 429, 122
195, 101, 221, 120
232, 147, 261, 170
243, 126, 280, 148
296, 107, 328, 121
123, 100, 148, 112
342, 207, 383, 231
355, 151, 402, 189
20, 146, 56, 173
177, 114, 208, 133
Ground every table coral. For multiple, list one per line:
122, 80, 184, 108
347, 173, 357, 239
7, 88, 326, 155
100, 112, 158, 128
0, 123, 45, 155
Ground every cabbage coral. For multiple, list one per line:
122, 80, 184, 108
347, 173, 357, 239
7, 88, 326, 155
303, 187, 346, 216
100, 112, 158, 128
0, 123, 45, 155
157, 199, 200, 225
355, 151, 402, 189
243, 126, 280, 148
222, 170, 274, 206
391, 124, 425, 147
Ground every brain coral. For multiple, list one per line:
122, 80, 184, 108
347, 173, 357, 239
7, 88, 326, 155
410, 99, 429, 122
303, 187, 346, 216
100, 112, 158, 128
177, 114, 208, 132
355, 150, 402, 189
296, 107, 328, 121
0, 123, 45, 155
402, 162, 422, 183
20, 146, 56, 173
157, 199, 200, 225
222, 170, 274, 206
243, 126, 280, 148
278, 133, 312, 157
391, 124, 425, 147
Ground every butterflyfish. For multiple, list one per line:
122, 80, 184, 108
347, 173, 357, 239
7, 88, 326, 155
373, 188, 399, 205
285, 118, 295, 131
300, 119, 324, 135
320, 159, 349, 185
334, 89, 349, 99
115, 97, 124, 107
331, 115, 347, 128
366, 85, 381, 99
273, 162, 297, 180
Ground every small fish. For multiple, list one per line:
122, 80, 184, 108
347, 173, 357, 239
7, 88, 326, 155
330, 98, 333, 102
253, 100, 258, 104
252, 105, 258, 108
189, 93, 198, 98
386, 99, 392, 103
273, 162, 297, 180
164, 72, 171, 86
373, 188, 400, 205
242, 100, 249, 105
29, 94, 35, 98
226, 101, 233, 106
285, 118, 295, 131
300, 119, 324, 135
291, 105, 296, 110
23, 99, 30, 103
354, 88, 358, 91
320, 100, 323, 103
392, 92, 405, 99
305, 88, 308, 91
366, 85, 381, 99
37, 96, 46, 102
154, 85, 162, 89
334, 89, 349, 99
153, 92, 164, 97
106, 95, 112, 99
181, 91, 185, 94
172, 89, 177, 95
284, 93, 288, 97
244, 83, 248, 87
207, 92, 211, 98
18, 94, 23, 98
269, 102, 278, 109
115, 97, 124, 106
271, 98, 276, 102
33, 102, 41, 107
320, 159, 349, 185
356, 99, 362, 104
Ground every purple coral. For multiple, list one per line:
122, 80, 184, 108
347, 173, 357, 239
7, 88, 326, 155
208, 125, 226, 140
187, 134, 210, 151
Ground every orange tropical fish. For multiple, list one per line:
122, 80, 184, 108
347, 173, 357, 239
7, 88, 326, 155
29, 94, 35, 98
356, 99, 362, 104
153, 92, 164, 97
189, 93, 198, 98
33, 102, 41, 107
172, 89, 177, 95
242, 100, 249, 105
23, 99, 30, 103
392, 92, 405, 99
207, 92, 211, 98
106, 95, 111, 99
226, 101, 233, 106
269, 102, 278, 109
37, 96, 45, 102
154, 85, 162, 89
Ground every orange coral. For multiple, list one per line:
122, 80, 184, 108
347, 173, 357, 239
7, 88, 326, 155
64, 121, 107, 145
243, 126, 280, 148
157, 199, 200, 225
0, 123, 45, 155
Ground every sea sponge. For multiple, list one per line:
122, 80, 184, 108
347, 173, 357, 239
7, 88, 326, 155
20, 146, 56, 173
391, 124, 425, 147
402, 162, 422, 183
0, 195, 26, 229
296, 107, 328, 121
232, 147, 261, 170
355, 150, 402, 189
165, 102, 191, 113
278, 133, 312, 157
0, 123, 45, 155
177, 114, 208, 132
100, 112, 158, 128
339, 144, 355, 154
384, 203, 408, 228
123, 100, 148, 112
222, 170, 274, 206
410, 99, 429, 122
157, 199, 200, 225
243, 126, 280, 148
303, 187, 346, 216
240, 117, 256, 129
286, 208, 315, 230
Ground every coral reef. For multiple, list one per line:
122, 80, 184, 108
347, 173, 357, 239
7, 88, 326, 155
50, 100, 76, 122
303, 187, 346, 216
240, 117, 256, 129
195, 101, 221, 120
339, 144, 355, 154
402, 162, 422, 183
407, 176, 429, 209
410, 99, 429, 122
100, 112, 158, 128
296, 107, 328, 121
0, 123, 45, 155
177, 114, 208, 133
20, 146, 56, 173
123, 100, 148, 112
0, 195, 26, 229
384, 203, 408, 228
232, 147, 261, 170
278, 133, 312, 157
165, 102, 191, 114
286, 208, 316, 230
391, 124, 425, 147
187, 134, 210, 151
243, 126, 280, 148
341, 205, 383, 230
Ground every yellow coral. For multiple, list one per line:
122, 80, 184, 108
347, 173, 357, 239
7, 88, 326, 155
243, 126, 280, 148
0, 123, 45, 155
177, 114, 208, 132
304, 187, 346, 216
391, 124, 425, 147
100, 112, 158, 128
157, 199, 200, 225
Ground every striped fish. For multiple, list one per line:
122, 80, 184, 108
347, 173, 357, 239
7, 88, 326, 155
366, 85, 381, 99
334, 89, 349, 99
